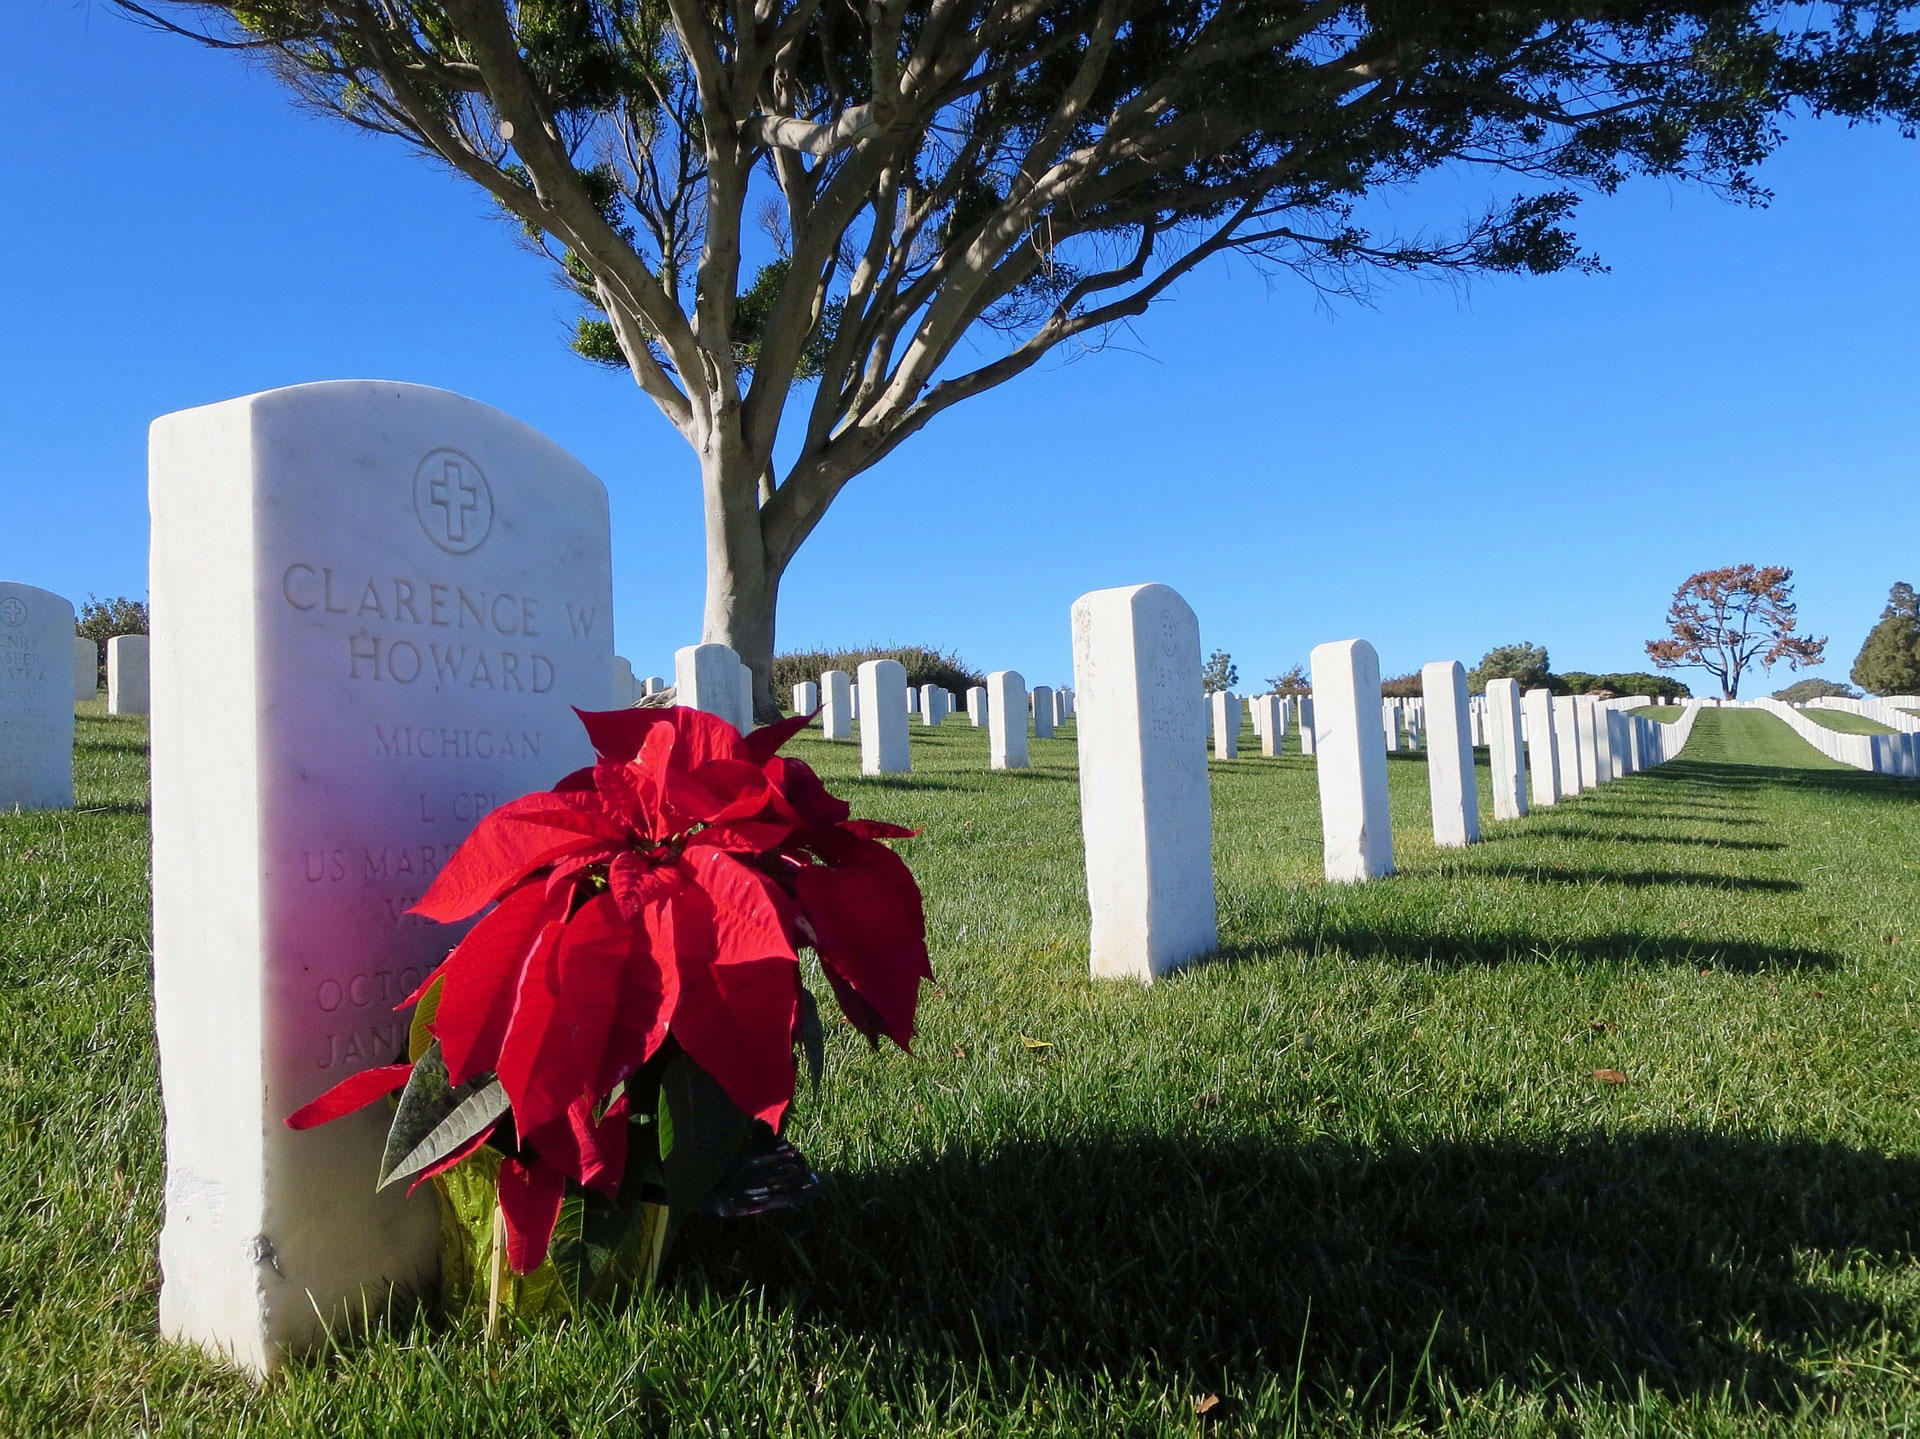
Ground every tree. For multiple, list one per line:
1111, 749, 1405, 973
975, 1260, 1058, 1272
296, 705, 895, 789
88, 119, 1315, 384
1850, 582, 1920, 695
1201, 649, 1237, 695
1773, 676, 1858, 703
1467, 642, 1550, 694
1264, 663, 1309, 697
1645, 565, 1825, 699
121, 2, 1920, 717
1559, 670, 1687, 698
75, 595, 150, 674
1379, 671, 1422, 698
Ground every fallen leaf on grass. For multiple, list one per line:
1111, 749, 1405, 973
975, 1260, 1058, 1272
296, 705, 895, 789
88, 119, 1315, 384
950, 1044, 968, 1060
1018, 1035, 1052, 1052
1192, 1394, 1222, 1417
1592, 1068, 1628, 1085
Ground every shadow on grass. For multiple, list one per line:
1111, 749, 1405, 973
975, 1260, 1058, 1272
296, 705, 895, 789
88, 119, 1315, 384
1487, 827, 1787, 852
1469, 862, 1800, 894
680, 1129, 1916, 1415
1215, 924, 1836, 973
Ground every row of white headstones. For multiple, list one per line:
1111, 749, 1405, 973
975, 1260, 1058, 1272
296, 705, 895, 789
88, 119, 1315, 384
0, 382, 1702, 1378
0, 599, 152, 810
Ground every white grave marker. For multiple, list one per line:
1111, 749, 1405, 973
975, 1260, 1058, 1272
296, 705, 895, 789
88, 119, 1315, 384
858, 659, 909, 774
1255, 694, 1284, 757
988, 670, 1027, 770
1210, 689, 1238, 759
1485, 678, 1528, 821
792, 680, 819, 718
1031, 685, 1055, 738
820, 670, 852, 740
149, 381, 612, 1374
109, 633, 151, 716
675, 642, 743, 724
966, 685, 987, 727
0, 582, 76, 811
1523, 687, 1561, 807
1311, 640, 1393, 882
1070, 584, 1216, 981
1422, 661, 1479, 848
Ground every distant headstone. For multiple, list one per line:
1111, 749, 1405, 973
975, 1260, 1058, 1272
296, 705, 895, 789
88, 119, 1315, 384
108, 634, 151, 716
1553, 697, 1584, 793
858, 659, 909, 774
792, 680, 819, 718
919, 684, 941, 726
1604, 708, 1630, 779
1468, 696, 1484, 749
611, 655, 639, 705
1031, 685, 1055, 738
148, 381, 612, 1374
675, 642, 743, 724
988, 670, 1028, 770
907, 687, 920, 715
0, 582, 76, 811
1485, 678, 1528, 822
1310, 639, 1393, 882
820, 670, 852, 740
966, 685, 987, 727
1422, 661, 1479, 848
735, 659, 756, 731
640, 674, 666, 697
1070, 584, 1216, 981
1523, 687, 1560, 806
1210, 689, 1238, 759
74, 635, 97, 701
1382, 700, 1400, 753
1586, 698, 1615, 783
1255, 694, 1285, 757
1298, 695, 1316, 755
1053, 688, 1069, 729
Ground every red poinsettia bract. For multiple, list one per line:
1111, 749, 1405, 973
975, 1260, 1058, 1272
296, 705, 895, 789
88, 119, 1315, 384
288, 705, 930, 1272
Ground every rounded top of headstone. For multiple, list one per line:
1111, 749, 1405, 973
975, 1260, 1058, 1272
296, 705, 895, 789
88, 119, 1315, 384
0, 582, 75, 626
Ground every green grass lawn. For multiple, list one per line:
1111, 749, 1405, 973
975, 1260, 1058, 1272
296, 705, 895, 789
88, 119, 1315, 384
2, 704, 1917, 1436
1797, 707, 1897, 736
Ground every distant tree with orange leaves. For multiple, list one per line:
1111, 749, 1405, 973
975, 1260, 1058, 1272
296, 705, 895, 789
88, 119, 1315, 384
1646, 565, 1825, 699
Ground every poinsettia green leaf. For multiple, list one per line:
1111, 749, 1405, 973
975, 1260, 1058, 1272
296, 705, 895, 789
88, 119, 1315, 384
657, 1052, 751, 1224
408, 976, 445, 1064
377, 1040, 510, 1191
797, 984, 824, 1090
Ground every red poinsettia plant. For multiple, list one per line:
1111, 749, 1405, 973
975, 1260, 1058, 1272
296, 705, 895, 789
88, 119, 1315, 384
288, 704, 930, 1306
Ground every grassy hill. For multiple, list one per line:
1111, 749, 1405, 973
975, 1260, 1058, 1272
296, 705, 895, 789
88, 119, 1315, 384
1, 705, 1915, 1435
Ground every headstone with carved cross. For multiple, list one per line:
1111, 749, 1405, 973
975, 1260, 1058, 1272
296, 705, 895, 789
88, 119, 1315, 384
147, 381, 612, 1375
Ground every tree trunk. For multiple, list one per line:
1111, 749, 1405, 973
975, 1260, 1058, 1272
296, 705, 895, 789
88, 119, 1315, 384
700, 442, 784, 723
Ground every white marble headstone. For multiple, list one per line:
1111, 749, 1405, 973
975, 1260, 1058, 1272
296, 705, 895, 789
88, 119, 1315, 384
1310, 640, 1393, 882
148, 381, 612, 1374
858, 659, 909, 774
988, 670, 1027, 770
1485, 678, 1528, 822
108, 633, 151, 716
1070, 584, 1215, 981
792, 680, 820, 719
1523, 687, 1560, 807
820, 669, 852, 740
74, 635, 98, 701
675, 642, 742, 724
0, 582, 76, 810
1421, 661, 1479, 848
1031, 685, 1055, 739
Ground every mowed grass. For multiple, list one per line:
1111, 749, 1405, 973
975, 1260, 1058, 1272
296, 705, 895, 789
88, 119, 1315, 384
1800, 707, 1898, 736
1, 702, 1917, 1435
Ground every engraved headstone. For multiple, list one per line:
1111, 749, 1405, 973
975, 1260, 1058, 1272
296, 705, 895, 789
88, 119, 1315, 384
820, 669, 852, 740
74, 635, 98, 701
675, 642, 742, 723
988, 670, 1027, 770
1071, 584, 1216, 981
858, 659, 910, 774
0, 582, 76, 811
1523, 687, 1560, 806
1310, 639, 1393, 882
1210, 689, 1238, 759
108, 633, 151, 716
1422, 660, 1479, 848
1485, 678, 1529, 822
1031, 685, 1055, 739
149, 382, 612, 1374
1255, 693, 1285, 757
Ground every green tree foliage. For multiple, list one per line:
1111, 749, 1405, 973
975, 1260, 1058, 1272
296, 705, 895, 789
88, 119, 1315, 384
771, 645, 982, 706
75, 595, 149, 676
1850, 582, 1920, 695
1772, 677, 1860, 703
120, 0, 1920, 718
1380, 672, 1423, 699
1558, 671, 1688, 698
1201, 651, 1238, 695
1467, 642, 1551, 694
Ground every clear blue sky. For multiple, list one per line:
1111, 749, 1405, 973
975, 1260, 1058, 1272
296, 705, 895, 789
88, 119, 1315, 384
7, 1, 1918, 695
